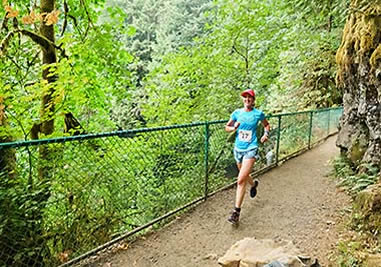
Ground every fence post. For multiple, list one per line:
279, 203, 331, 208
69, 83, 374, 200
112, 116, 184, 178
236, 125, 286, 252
308, 111, 313, 149
204, 121, 210, 200
275, 115, 282, 165
327, 109, 331, 136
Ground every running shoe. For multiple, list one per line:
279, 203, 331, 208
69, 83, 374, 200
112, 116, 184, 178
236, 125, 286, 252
250, 179, 259, 198
228, 210, 240, 225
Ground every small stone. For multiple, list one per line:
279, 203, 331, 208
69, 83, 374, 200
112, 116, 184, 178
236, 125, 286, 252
203, 253, 218, 260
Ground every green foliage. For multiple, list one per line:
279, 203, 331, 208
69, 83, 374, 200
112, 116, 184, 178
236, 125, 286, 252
1, 0, 351, 264
1, 0, 347, 132
336, 240, 362, 266
1, 123, 218, 264
142, 0, 288, 125
105, 0, 213, 86
139, 0, 348, 126
100, 0, 215, 128
52, 23, 135, 132
0, 1, 136, 140
332, 155, 355, 179
0, 170, 53, 266
0, 1, 139, 265
142, 49, 238, 125
0, 107, 338, 265
267, 0, 348, 111
331, 154, 381, 266
278, 114, 310, 157
332, 157, 379, 195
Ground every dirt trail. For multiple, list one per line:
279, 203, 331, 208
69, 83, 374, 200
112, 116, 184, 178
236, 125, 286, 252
89, 136, 351, 267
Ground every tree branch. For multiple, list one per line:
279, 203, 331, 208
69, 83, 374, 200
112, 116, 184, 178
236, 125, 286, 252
68, 14, 82, 37
20, 29, 55, 52
232, 45, 246, 60
80, 0, 94, 38
60, 0, 69, 36
0, 28, 68, 58
1, 13, 9, 32
0, 31, 15, 56
5, 54, 22, 70
6, 109, 30, 141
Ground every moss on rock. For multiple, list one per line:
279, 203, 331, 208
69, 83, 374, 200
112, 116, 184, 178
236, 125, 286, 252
353, 183, 381, 232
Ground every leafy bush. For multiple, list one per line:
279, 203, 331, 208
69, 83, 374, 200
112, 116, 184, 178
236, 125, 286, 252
332, 157, 379, 195
336, 240, 362, 267
331, 156, 381, 265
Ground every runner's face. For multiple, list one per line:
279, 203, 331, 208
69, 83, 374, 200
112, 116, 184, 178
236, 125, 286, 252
242, 95, 254, 109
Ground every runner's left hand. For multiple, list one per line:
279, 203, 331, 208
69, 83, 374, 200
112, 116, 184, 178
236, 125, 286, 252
260, 134, 268, 143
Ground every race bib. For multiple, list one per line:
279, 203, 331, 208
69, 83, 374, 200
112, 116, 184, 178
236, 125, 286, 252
238, 130, 252, 143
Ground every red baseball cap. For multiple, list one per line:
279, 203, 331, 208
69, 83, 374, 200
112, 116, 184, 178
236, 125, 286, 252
241, 89, 255, 97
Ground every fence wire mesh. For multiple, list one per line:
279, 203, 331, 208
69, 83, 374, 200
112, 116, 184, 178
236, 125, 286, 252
0, 107, 342, 266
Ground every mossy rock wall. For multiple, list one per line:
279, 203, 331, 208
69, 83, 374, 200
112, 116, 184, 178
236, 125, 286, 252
335, 0, 381, 166
354, 183, 381, 232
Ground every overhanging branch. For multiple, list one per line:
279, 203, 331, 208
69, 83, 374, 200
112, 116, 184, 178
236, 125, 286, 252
0, 31, 14, 55
20, 29, 55, 52
60, 0, 69, 36
1, 14, 9, 31
0, 28, 68, 58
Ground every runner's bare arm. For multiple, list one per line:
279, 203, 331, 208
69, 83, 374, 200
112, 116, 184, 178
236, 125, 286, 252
260, 119, 270, 143
225, 119, 240, 132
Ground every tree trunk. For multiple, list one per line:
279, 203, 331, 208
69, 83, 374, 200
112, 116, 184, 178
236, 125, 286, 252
0, 97, 16, 178
336, 0, 381, 167
38, 0, 57, 179
0, 96, 17, 266
33, 1, 58, 264
40, 0, 57, 114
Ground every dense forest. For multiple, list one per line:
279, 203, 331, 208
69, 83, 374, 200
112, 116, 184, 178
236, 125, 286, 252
0, 0, 347, 138
0, 0, 380, 266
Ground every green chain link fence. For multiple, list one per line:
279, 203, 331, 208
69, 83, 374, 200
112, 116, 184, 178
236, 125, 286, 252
0, 107, 342, 266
